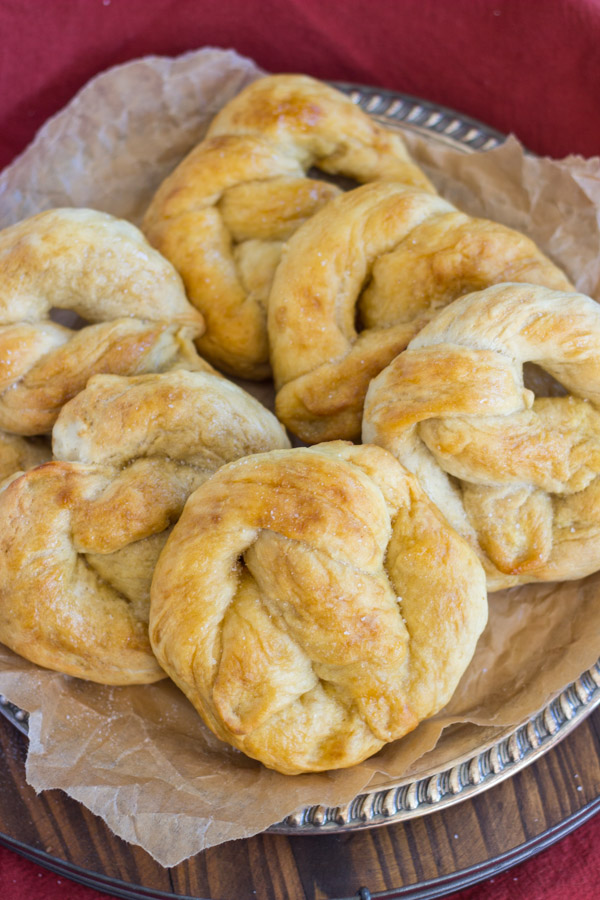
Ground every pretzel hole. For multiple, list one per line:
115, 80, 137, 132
523, 362, 568, 397
353, 274, 376, 335
49, 307, 89, 330
305, 167, 359, 193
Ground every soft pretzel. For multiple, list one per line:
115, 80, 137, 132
142, 74, 434, 379
0, 207, 205, 434
0, 370, 290, 684
268, 182, 574, 444
149, 441, 487, 774
0, 318, 212, 435
363, 282, 600, 589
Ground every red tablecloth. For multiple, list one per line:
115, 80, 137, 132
0, 1, 599, 898
1, 812, 599, 900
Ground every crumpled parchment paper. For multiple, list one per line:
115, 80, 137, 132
0, 46, 599, 867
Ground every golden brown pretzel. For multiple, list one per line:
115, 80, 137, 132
363, 283, 600, 589
0, 207, 205, 434
269, 182, 574, 444
142, 74, 433, 379
0, 370, 290, 684
149, 441, 487, 774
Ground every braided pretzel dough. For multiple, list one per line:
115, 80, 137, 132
149, 441, 487, 774
0, 370, 290, 684
0, 208, 205, 434
269, 182, 573, 444
142, 74, 433, 379
363, 283, 600, 590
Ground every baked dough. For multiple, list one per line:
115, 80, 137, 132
149, 441, 487, 774
0, 207, 205, 434
363, 283, 600, 589
142, 74, 433, 379
268, 182, 573, 443
0, 431, 50, 483
0, 370, 290, 684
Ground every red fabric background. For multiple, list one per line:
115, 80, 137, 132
1, 0, 600, 167
0, 0, 599, 897
1, 813, 599, 899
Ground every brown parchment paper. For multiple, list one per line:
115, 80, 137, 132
1, 47, 600, 866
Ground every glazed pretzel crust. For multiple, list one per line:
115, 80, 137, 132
269, 182, 573, 444
363, 283, 600, 589
142, 74, 434, 379
0, 207, 205, 433
149, 441, 487, 774
0, 370, 289, 684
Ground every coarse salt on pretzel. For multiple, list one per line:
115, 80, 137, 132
0, 370, 290, 685
142, 74, 434, 379
363, 282, 600, 590
268, 182, 574, 444
0, 207, 205, 434
149, 441, 487, 774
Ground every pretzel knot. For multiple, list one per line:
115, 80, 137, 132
363, 283, 600, 590
0, 207, 205, 434
149, 442, 487, 774
269, 182, 574, 444
0, 370, 290, 685
142, 74, 434, 379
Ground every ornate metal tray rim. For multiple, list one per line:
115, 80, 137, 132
0, 84, 597, 839
275, 660, 600, 832
2, 659, 599, 836
336, 81, 507, 153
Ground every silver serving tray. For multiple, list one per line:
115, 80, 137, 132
2, 660, 599, 835
1, 85, 598, 837
336, 82, 506, 152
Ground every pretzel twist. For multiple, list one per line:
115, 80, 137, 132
0, 208, 205, 434
269, 182, 574, 444
0, 370, 290, 684
149, 441, 487, 774
363, 283, 600, 589
142, 74, 434, 379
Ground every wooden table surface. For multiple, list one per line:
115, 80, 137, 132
1, 706, 599, 900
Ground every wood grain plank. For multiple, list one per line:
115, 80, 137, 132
1, 709, 599, 899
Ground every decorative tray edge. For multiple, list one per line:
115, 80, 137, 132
0, 85, 595, 840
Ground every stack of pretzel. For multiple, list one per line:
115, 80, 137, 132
0, 73, 591, 776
